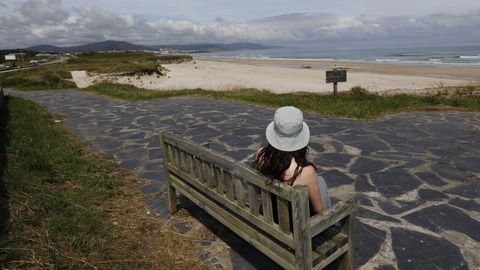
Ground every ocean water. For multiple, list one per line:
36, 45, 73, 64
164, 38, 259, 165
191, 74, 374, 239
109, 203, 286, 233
199, 45, 480, 66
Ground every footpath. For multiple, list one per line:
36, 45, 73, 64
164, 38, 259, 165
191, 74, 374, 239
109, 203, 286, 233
10, 89, 480, 270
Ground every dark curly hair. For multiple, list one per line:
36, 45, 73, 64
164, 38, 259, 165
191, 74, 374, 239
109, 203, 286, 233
253, 144, 316, 185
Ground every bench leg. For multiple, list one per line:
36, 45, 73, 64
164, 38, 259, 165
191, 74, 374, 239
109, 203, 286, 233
338, 250, 352, 270
167, 180, 178, 215
339, 204, 355, 270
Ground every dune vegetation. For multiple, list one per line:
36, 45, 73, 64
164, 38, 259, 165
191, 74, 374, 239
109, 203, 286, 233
84, 82, 480, 119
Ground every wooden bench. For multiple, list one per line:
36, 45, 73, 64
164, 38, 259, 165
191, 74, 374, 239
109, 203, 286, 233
160, 132, 356, 270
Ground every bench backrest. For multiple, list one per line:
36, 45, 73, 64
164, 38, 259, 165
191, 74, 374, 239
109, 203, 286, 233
160, 132, 355, 270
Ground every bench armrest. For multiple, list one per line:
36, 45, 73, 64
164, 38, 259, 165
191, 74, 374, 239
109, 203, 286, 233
309, 194, 355, 237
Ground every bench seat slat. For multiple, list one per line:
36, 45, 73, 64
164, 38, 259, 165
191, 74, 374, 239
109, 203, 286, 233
247, 183, 260, 216
214, 166, 225, 195
224, 171, 235, 202
180, 150, 188, 173
235, 176, 247, 208
312, 244, 349, 270
312, 229, 348, 263
277, 197, 291, 234
205, 161, 216, 188
173, 146, 181, 169
261, 190, 274, 225
193, 157, 205, 183
186, 152, 195, 177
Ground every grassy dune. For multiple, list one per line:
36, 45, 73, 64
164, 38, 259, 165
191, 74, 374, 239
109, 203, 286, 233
0, 68, 76, 90
0, 52, 192, 90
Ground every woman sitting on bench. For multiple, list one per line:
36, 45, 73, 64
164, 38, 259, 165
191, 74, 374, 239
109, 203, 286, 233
253, 106, 331, 214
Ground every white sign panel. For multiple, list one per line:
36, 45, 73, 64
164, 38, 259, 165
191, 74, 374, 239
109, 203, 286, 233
5, 54, 16, 61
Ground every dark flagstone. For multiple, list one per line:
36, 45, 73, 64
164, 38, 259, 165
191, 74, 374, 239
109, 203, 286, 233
350, 157, 391, 175
414, 171, 447, 187
355, 175, 376, 192
391, 228, 468, 270
448, 198, 480, 212
404, 204, 480, 241
370, 169, 421, 198
446, 181, 480, 199
417, 189, 449, 201
320, 169, 355, 188
378, 200, 418, 215
356, 194, 374, 207
357, 207, 401, 223
315, 153, 353, 168
353, 221, 387, 268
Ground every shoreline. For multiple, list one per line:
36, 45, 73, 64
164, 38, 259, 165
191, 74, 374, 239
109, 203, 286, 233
196, 56, 480, 81
198, 54, 480, 67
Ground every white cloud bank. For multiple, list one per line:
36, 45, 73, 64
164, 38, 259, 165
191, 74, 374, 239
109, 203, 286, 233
0, 0, 479, 48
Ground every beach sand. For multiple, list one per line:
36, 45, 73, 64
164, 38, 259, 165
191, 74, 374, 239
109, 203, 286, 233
71, 57, 480, 94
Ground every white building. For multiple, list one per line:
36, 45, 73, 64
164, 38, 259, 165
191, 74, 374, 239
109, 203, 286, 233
5, 54, 16, 61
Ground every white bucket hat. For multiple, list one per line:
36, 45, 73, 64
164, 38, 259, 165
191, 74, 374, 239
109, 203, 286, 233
265, 106, 310, 152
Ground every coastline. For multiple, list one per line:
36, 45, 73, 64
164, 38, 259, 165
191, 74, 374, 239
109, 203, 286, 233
197, 56, 480, 80
71, 56, 480, 94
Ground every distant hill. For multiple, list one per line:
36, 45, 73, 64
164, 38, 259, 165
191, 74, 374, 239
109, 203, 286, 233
25, 40, 276, 53
148, 42, 275, 52
25, 44, 65, 53
147, 43, 225, 52
68, 40, 148, 52
219, 42, 276, 50
26, 40, 148, 53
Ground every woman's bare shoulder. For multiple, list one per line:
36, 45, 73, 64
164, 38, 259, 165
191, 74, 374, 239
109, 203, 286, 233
294, 165, 317, 185
302, 165, 316, 175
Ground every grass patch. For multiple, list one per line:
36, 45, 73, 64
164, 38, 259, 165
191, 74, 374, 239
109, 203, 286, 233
84, 83, 480, 119
0, 68, 75, 90
0, 96, 209, 269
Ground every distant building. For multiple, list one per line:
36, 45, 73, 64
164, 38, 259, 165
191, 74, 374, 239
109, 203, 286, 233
35, 53, 52, 57
159, 48, 175, 55
5, 54, 16, 61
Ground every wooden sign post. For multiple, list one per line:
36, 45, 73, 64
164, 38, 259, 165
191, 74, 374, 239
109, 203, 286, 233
326, 69, 347, 96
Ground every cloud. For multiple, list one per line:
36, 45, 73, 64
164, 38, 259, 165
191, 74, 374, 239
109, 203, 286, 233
19, 0, 68, 24
0, 0, 479, 49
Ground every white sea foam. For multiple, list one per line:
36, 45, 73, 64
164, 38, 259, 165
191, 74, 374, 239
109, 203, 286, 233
459, 55, 480, 59
375, 58, 401, 62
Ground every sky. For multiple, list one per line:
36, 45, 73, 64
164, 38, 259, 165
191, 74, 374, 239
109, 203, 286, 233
1, 0, 480, 49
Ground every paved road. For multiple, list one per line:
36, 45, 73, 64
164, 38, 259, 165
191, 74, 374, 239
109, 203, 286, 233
0, 56, 70, 74
9, 89, 480, 270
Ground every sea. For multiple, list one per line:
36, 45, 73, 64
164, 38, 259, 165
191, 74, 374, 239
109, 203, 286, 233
198, 45, 480, 66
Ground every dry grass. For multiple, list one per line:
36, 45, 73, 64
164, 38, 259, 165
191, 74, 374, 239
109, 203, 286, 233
0, 96, 210, 269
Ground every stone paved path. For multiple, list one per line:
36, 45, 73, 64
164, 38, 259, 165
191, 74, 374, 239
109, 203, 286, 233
9, 89, 480, 270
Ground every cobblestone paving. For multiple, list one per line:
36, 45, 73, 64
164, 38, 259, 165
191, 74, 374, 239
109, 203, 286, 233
10, 90, 480, 270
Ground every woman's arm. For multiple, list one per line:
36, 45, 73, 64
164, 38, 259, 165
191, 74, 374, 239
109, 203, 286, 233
293, 166, 325, 213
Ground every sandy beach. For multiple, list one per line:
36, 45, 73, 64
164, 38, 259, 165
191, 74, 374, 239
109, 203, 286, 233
72, 57, 480, 94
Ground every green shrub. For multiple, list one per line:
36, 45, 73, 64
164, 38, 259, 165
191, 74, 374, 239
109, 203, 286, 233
156, 54, 193, 64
